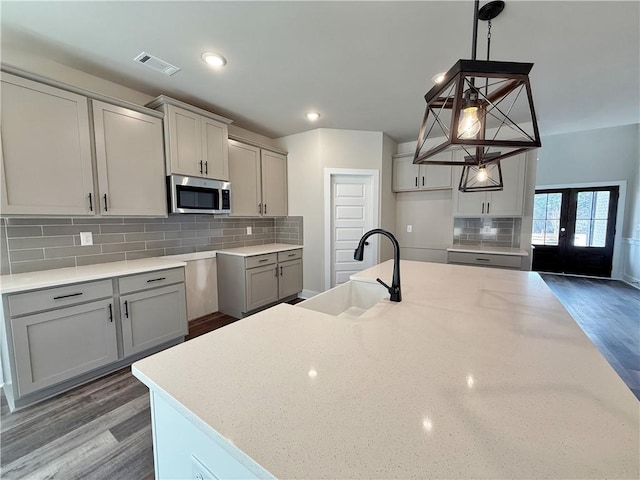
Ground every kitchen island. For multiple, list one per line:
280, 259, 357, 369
132, 260, 639, 479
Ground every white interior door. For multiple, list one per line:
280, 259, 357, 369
331, 175, 377, 287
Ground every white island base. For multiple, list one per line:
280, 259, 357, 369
133, 260, 639, 479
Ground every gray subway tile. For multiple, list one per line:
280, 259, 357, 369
179, 223, 198, 231
182, 237, 209, 247
100, 224, 145, 234
125, 231, 165, 242
222, 242, 244, 249
195, 245, 217, 253
165, 246, 196, 256
7, 218, 72, 225
9, 249, 44, 262
123, 217, 164, 223
164, 215, 195, 223
8, 236, 75, 249
43, 225, 99, 236
45, 245, 102, 259
223, 228, 245, 235
72, 217, 125, 224
144, 223, 180, 232
125, 249, 165, 261
146, 239, 180, 249
101, 242, 146, 253
86, 234, 126, 245
76, 253, 125, 267
11, 258, 76, 274
165, 230, 196, 240
6, 226, 43, 238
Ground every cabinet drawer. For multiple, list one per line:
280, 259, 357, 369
118, 268, 185, 295
8, 279, 113, 317
277, 249, 302, 262
447, 252, 522, 269
245, 253, 277, 269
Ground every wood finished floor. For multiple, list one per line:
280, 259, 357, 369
540, 274, 640, 400
0, 311, 238, 480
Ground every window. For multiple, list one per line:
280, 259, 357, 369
532, 192, 562, 245
574, 191, 610, 247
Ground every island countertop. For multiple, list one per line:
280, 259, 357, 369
132, 260, 639, 479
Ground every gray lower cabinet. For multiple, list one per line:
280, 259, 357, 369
218, 249, 303, 318
121, 284, 187, 357
11, 298, 117, 397
1, 267, 187, 411
447, 251, 524, 270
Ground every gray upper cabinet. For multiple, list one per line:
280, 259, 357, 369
228, 139, 288, 217
392, 152, 452, 192
92, 100, 166, 216
0, 72, 94, 215
147, 96, 232, 181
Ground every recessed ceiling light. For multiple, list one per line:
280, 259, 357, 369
305, 112, 320, 121
432, 72, 446, 84
201, 52, 227, 67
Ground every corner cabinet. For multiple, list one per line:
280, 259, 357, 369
217, 249, 302, 318
0, 71, 167, 217
392, 152, 452, 192
228, 139, 288, 217
0, 72, 94, 215
147, 96, 233, 181
452, 153, 527, 216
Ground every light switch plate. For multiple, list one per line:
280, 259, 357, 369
80, 232, 93, 246
406, 225, 412, 233
246, 226, 252, 235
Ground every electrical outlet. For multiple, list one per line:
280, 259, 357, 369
481, 226, 491, 235
246, 226, 252, 235
80, 232, 93, 246
407, 225, 413, 233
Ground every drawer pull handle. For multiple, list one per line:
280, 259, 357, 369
259, 259, 269, 263
53, 292, 83, 300
288, 253, 296, 257
108, 303, 113, 323
475, 258, 490, 262
124, 300, 129, 318
146, 277, 166, 283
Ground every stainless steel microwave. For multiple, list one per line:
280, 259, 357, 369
168, 175, 231, 214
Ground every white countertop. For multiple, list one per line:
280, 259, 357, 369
132, 260, 638, 479
216, 243, 302, 257
0, 243, 303, 294
0, 257, 187, 294
447, 245, 529, 256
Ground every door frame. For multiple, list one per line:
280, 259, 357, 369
324, 168, 380, 291
536, 180, 626, 279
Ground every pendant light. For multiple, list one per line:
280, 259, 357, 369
458, 157, 504, 192
413, 0, 541, 170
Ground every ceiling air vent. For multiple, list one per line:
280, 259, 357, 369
133, 52, 180, 76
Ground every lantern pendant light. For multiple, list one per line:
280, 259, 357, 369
413, 0, 541, 173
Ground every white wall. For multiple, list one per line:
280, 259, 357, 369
536, 124, 639, 280
276, 129, 394, 295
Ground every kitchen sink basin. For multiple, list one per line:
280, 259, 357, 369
297, 280, 387, 318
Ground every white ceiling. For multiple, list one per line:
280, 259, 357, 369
1, 1, 638, 143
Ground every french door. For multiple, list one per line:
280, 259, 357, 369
532, 186, 619, 277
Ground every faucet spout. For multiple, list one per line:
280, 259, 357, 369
353, 229, 402, 302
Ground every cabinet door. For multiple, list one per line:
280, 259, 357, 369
392, 156, 419, 192
166, 105, 202, 177
228, 140, 262, 216
278, 259, 302, 299
486, 154, 526, 216
0, 73, 94, 215
452, 166, 485, 216
11, 299, 117, 396
121, 284, 187, 357
92, 101, 166, 216
419, 165, 452, 190
202, 117, 229, 180
261, 150, 288, 216
245, 264, 279, 312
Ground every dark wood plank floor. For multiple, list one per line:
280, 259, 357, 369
0, 311, 238, 480
540, 274, 640, 400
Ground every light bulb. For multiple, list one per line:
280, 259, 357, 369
458, 106, 481, 139
477, 167, 488, 182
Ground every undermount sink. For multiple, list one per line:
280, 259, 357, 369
297, 280, 388, 318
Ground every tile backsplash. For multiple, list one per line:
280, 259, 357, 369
0, 215, 303, 275
453, 217, 521, 248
